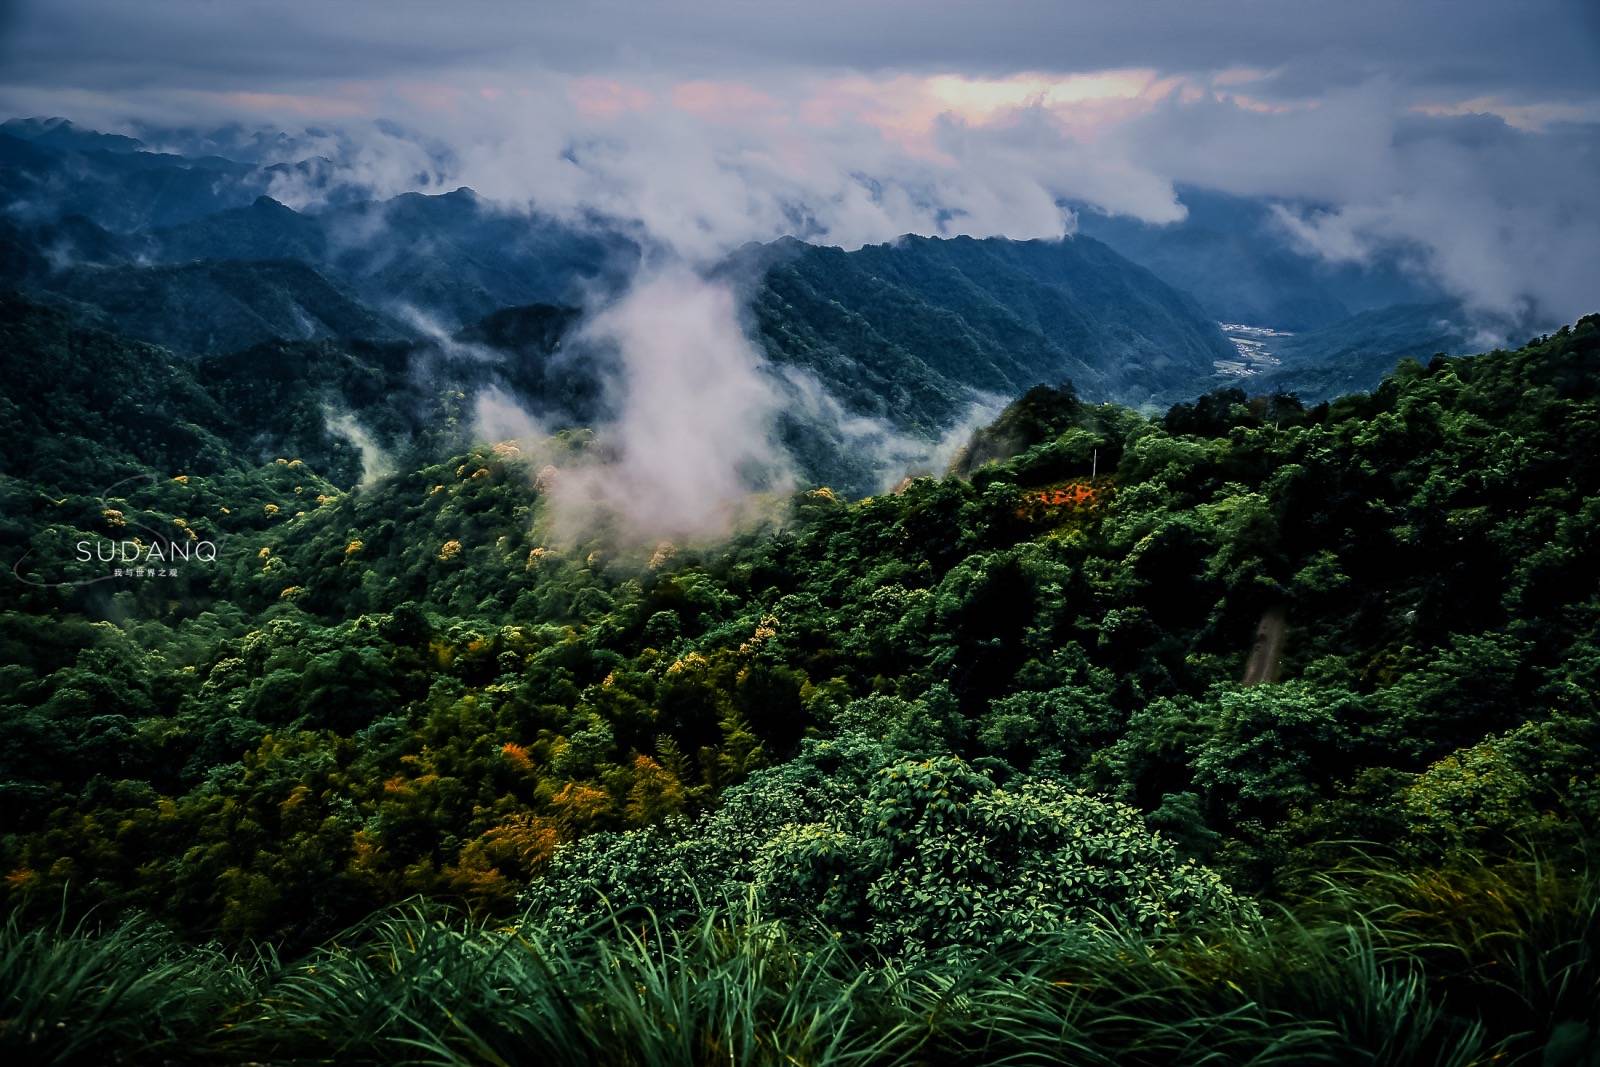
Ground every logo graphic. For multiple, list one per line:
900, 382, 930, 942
11, 473, 221, 589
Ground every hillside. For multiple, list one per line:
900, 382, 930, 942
0, 296, 594, 492
0, 295, 239, 486
1254, 301, 1475, 401
1072, 186, 1440, 330
2, 295, 1596, 1060
747, 233, 1235, 431
2, 116, 1597, 1065
42, 259, 411, 355
146, 189, 640, 326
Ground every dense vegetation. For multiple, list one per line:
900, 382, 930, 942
8, 860, 1596, 1065
2, 271, 1597, 1061
742, 232, 1234, 426
1255, 301, 1473, 403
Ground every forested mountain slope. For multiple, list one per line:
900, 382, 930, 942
0, 295, 579, 490
1252, 300, 1474, 402
3, 309, 1595, 952
746, 233, 1234, 430
2, 115, 1597, 1065
42, 259, 410, 355
1, 120, 1237, 422
1071, 185, 1440, 330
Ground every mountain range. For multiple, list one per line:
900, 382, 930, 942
0, 116, 1493, 488
1070, 185, 1442, 331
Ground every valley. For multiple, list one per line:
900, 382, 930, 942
1213, 322, 1291, 379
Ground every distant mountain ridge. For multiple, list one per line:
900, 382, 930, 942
743, 234, 1234, 432
0, 117, 145, 155
0, 115, 1489, 457
1252, 301, 1474, 402
1070, 186, 1440, 330
0, 118, 641, 325
0, 118, 1239, 426
144, 190, 640, 327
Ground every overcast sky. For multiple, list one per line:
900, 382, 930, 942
1, 0, 1597, 324
3, 1, 1597, 100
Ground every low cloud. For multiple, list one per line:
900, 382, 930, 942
472, 266, 796, 546
322, 405, 394, 487
1113, 82, 1600, 331
8, 31, 1595, 325
45, 65, 1586, 328
472, 385, 547, 444
464, 262, 1008, 548
776, 364, 1003, 491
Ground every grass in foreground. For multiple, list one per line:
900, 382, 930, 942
3, 861, 1596, 1066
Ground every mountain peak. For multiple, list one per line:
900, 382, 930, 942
1, 116, 71, 134
1, 116, 144, 153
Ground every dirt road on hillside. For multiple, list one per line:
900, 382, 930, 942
1242, 605, 1288, 684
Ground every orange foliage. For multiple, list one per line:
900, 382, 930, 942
549, 781, 615, 831
626, 755, 688, 824
479, 813, 561, 873
1033, 481, 1099, 507
441, 842, 513, 909
278, 783, 312, 814
500, 741, 535, 774
1018, 480, 1110, 519
346, 829, 397, 895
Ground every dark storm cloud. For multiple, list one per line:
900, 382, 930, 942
1, 0, 1597, 101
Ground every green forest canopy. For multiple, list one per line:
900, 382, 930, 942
1, 305, 1598, 1062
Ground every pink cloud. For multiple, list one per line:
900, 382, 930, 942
791, 70, 1178, 156
570, 77, 653, 118
670, 80, 780, 120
